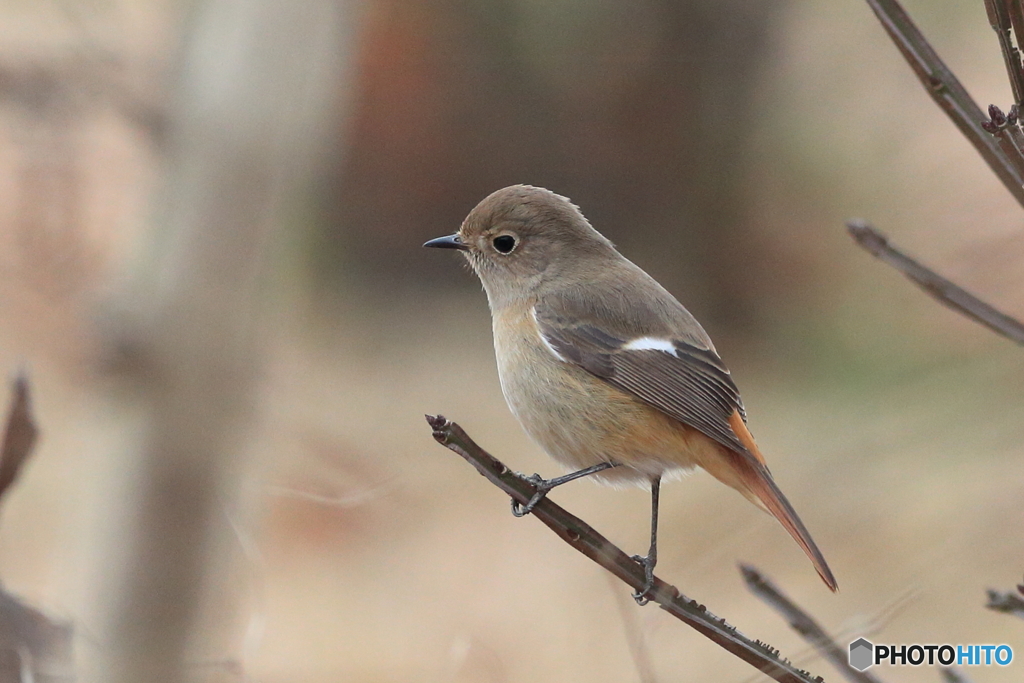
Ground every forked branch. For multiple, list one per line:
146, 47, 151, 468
425, 415, 823, 683
863, 0, 1024, 206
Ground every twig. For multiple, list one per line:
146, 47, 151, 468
984, 0, 1024, 107
0, 591, 74, 683
863, 0, 1024, 207
847, 221, 1024, 345
425, 415, 823, 683
984, 582, 1024, 619
0, 372, 39, 506
738, 587, 920, 683
740, 565, 884, 683
981, 103, 1024, 168
1003, 0, 1024, 94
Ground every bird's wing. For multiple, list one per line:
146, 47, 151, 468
533, 289, 755, 461
534, 288, 839, 592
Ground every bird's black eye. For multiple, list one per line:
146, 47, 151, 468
492, 235, 517, 254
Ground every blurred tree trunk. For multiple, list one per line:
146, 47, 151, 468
97, 1, 349, 682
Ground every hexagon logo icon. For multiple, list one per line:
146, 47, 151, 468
849, 638, 874, 671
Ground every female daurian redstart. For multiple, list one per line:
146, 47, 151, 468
425, 185, 837, 601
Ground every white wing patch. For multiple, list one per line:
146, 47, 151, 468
623, 336, 678, 357
532, 307, 568, 362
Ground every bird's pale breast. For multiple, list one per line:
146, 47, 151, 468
492, 303, 721, 487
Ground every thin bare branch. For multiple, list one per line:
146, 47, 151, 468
0, 373, 39, 505
847, 221, 1024, 345
739, 587, 920, 683
980, 103, 1024, 167
1004, 0, 1024, 99
741, 565, 884, 683
425, 415, 824, 683
984, 0, 1024, 106
864, 0, 1024, 207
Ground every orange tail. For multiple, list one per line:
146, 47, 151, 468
727, 450, 838, 591
716, 410, 837, 591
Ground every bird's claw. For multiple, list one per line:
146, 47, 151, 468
510, 473, 550, 517
631, 554, 656, 605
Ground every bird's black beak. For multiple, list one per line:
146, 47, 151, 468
423, 234, 468, 251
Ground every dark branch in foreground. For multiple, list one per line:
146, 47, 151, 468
847, 221, 1024, 345
425, 415, 823, 683
741, 565, 884, 683
863, 0, 1024, 207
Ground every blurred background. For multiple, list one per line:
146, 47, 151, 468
0, 0, 1020, 681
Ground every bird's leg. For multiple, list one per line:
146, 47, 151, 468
632, 474, 661, 605
510, 461, 620, 517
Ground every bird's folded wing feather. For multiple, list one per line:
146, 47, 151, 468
536, 289, 838, 591
534, 290, 751, 457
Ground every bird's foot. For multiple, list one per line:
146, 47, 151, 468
510, 473, 551, 517
509, 462, 621, 517
631, 554, 656, 605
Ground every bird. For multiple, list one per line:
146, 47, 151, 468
424, 184, 836, 601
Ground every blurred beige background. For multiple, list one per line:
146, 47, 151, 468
0, 0, 1020, 681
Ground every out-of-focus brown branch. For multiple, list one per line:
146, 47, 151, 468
426, 415, 823, 683
741, 565, 884, 683
0, 58, 165, 143
863, 0, 1024, 207
0, 374, 38, 506
0, 375, 74, 683
985, 577, 1024, 619
0, 591, 74, 683
847, 221, 1024, 345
